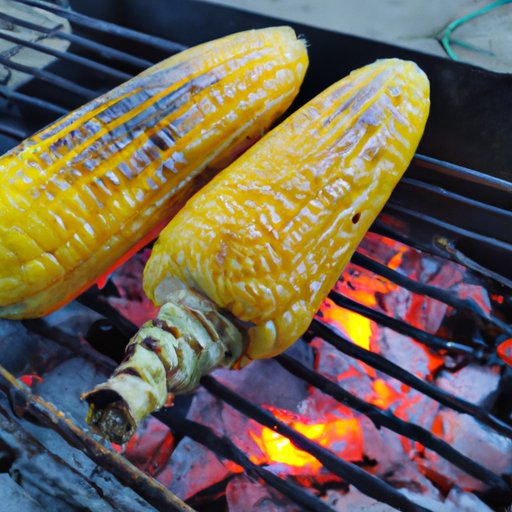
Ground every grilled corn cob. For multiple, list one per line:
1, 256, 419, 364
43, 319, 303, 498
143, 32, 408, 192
84, 58, 430, 443
0, 27, 308, 318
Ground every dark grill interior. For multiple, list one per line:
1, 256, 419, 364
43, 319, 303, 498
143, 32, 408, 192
0, 1, 511, 511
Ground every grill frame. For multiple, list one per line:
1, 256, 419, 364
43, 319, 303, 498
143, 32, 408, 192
0, 1, 511, 511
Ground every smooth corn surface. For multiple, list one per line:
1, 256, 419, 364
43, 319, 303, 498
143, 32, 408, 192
0, 27, 308, 318
144, 59, 430, 360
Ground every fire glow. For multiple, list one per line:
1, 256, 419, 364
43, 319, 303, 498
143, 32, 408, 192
249, 407, 363, 471
99, 231, 508, 509
368, 378, 401, 409
320, 297, 373, 351
247, 379, 403, 472
245, 237, 460, 474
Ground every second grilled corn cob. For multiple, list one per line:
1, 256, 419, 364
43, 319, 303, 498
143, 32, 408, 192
84, 58, 430, 443
0, 27, 308, 318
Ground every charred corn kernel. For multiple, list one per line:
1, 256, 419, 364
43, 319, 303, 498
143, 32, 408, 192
84, 58, 430, 443
0, 27, 308, 319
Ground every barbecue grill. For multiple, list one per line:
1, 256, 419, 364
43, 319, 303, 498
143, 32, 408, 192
0, 1, 511, 511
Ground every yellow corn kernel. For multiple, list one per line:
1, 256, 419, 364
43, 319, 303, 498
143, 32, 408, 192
144, 58, 430, 359
0, 27, 307, 319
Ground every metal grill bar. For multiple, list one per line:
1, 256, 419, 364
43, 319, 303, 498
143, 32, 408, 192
413, 153, 512, 194
0, 399, 163, 511
400, 176, 511, 222
0, 362, 194, 512
0, 29, 131, 81
0, 11, 154, 69
23, 318, 120, 375
26, 313, 512, 509
77, 291, 512, 442
378, 206, 512, 288
24, 317, 334, 511
24, 307, 512, 508
201, 376, 430, 512
351, 251, 512, 338
25, 317, 336, 512
58, 30, 154, 69
276, 353, 510, 492
77, 289, 140, 339
0, 84, 68, 114
0, 2, 510, 509
309, 319, 512, 438
394, 178, 512, 248
328, 292, 483, 356
0, 53, 97, 100
14, 0, 188, 53
0, 118, 29, 138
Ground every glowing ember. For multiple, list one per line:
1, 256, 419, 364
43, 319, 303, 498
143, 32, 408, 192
18, 374, 42, 387
320, 298, 373, 351
249, 407, 363, 471
367, 379, 401, 409
457, 284, 491, 315
431, 415, 444, 437
110, 443, 123, 453
109, 249, 160, 326
224, 461, 244, 474
491, 294, 504, 305
497, 338, 512, 366
123, 417, 175, 476
388, 244, 408, 270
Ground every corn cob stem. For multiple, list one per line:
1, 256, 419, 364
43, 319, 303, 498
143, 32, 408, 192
83, 288, 246, 444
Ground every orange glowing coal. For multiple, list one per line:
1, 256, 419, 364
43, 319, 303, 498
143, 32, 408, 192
249, 407, 363, 471
497, 338, 512, 366
320, 298, 373, 351
388, 244, 408, 270
367, 379, 401, 409
18, 374, 42, 387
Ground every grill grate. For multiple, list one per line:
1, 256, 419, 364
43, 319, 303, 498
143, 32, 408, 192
309, 318, 512, 437
0, 1, 511, 511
